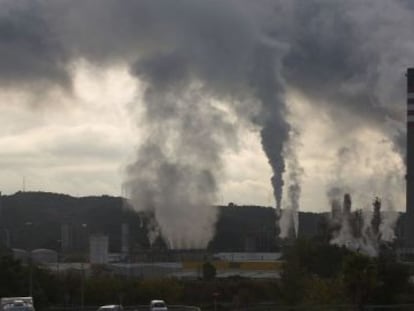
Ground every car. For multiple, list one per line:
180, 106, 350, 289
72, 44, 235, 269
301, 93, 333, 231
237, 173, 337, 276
1, 298, 35, 311
97, 305, 123, 311
150, 300, 167, 311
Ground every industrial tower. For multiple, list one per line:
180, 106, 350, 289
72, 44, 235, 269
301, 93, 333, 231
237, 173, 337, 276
406, 68, 414, 247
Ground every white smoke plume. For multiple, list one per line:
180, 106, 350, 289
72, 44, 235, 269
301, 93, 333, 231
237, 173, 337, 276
279, 130, 303, 238
145, 214, 162, 248
329, 193, 399, 256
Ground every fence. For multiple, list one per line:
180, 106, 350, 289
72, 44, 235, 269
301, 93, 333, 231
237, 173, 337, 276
240, 305, 414, 311
46, 305, 414, 311
47, 305, 201, 311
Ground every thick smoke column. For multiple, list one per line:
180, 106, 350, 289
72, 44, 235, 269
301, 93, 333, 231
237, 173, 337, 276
124, 90, 228, 248
118, 2, 289, 248
254, 45, 290, 209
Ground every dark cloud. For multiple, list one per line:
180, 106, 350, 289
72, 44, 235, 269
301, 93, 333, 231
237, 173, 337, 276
0, 0, 70, 89
278, 0, 413, 153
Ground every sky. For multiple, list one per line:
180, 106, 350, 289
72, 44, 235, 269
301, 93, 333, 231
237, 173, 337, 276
0, 0, 411, 215
0, 62, 405, 212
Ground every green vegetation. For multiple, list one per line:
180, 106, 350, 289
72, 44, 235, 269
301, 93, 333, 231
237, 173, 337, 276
0, 256, 278, 309
0, 237, 412, 310
202, 262, 216, 280
0, 192, 412, 309
279, 238, 413, 306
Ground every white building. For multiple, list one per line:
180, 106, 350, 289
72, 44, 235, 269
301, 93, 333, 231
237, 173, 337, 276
213, 252, 282, 262
89, 235, 109, 264
31, 249, 58, 263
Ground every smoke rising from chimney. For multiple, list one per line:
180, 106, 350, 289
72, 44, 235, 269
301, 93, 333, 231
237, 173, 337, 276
329, 193, 399, 256
0, 0, 412, 247
279, 130, 303, 238
120, 4, 290, 248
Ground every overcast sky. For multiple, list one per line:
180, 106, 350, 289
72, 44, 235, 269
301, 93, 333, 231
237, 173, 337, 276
0, 0, 411, 213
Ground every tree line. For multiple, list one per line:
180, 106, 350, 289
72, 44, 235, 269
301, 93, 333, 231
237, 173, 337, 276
0, 238, 413, 310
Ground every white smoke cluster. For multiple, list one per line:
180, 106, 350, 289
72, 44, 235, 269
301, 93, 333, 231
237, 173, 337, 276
279, 130, 303, 239
0, 0, 412, 247
324, 132, 404, 254
329, 192, 398, 256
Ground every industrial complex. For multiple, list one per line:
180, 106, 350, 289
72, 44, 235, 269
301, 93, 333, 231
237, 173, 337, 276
0, 69, 413, 279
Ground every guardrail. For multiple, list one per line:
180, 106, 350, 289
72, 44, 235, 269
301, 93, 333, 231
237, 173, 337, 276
47, 305, 201, 311
46, 304, 414, 311
234, 305, 414, 311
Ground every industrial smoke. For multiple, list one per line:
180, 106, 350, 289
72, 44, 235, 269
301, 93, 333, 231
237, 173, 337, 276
0, 0, 412, 247
329, 193, 398, 256
279, 130, 303, 239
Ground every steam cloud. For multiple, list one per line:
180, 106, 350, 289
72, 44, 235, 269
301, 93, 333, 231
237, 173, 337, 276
328, 193, 399, 256
279, 130, 303, 238
0, 0, 412, 247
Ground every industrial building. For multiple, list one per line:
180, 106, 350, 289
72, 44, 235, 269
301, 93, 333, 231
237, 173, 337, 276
89, 235, 109, 264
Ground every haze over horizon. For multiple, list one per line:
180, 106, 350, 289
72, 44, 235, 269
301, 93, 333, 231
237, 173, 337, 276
0, 0, 410, 238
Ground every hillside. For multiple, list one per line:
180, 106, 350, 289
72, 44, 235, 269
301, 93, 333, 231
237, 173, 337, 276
0, 191, 327, 253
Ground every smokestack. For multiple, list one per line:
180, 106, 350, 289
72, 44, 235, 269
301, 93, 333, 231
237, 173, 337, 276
371, 197, 381, 237
61, 224, 72, 253
0, 191, 2, 224
331, 199, 341, 221
352, 210, 363, 239
343, 193, 352, 215
406, 68, 414, 247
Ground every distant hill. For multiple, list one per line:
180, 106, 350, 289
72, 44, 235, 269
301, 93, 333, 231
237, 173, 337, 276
2, 191, 400, 254
0, 191, 146, 252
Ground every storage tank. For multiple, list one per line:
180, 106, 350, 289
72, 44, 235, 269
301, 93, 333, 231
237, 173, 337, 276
31, 249, 58, 263
89, 235, 109, 264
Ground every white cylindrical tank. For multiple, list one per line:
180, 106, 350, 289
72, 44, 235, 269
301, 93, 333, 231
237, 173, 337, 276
89, 235, 109, 264
31, 249, 58, 263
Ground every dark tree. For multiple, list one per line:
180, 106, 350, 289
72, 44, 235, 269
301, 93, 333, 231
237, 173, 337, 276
202, 262, 216, 281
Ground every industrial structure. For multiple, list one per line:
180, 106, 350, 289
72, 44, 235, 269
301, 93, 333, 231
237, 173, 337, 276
89, 235, 109, 264
61, 224, 72, 253
407, 68, 414, 248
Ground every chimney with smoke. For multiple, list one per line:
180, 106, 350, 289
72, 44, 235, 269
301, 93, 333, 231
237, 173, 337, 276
329, 192, 396, 256
406, 68, 414, 248
329, 198, 342, 240
371, 197, 381, 238
343, 193, 352, 216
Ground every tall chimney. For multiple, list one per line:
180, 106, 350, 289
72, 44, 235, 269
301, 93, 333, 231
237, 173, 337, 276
343, 193, 352, 215
406, 68, 414, 247
371, 197, 381, 237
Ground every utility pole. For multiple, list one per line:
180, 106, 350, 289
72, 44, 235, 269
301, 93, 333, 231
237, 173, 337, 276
29, 257, 33, 296
80, 262, 85, 311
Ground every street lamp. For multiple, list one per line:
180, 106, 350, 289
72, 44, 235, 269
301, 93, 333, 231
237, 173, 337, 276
25, 222, 34, 297
80, 223, 88, 311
